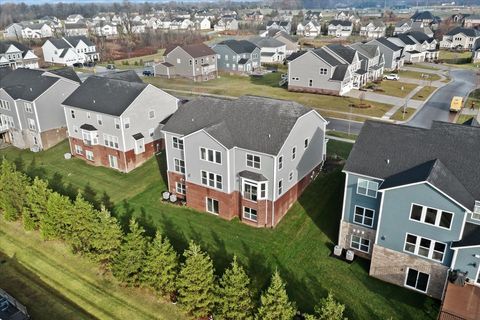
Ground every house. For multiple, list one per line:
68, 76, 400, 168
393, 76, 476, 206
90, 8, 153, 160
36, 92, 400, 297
161, 95, 328, 227
266, 21, 292, 34
440, 27, 480, 50
66, 14, 85, 24
337, 120, 480, 301
334, 11, 360, 24
42, 36, 99, 66
296, 20, 321, 38
260, 29, 298, 55
288, 44, 363, 96
214, 17, 239, 32
360, 20, 386, 39
394, 20, 433, 37
473, 38, 480, 63
410, 11, 440, 27
211, 40, 260, 74
92, 13, 111, 23
394, 20, 413, 35
464, 15, 480, 28
0, 40, 39, 69
244, 11, 264, 22
64, 22, 89, 36
93, 22, 118, 37
195, 17, 211, 30
62, 73, 179, 173
248, 37, 286, 64
388, 32, 439, 63
328, 20, 353, 38
368, 37, 404, 70
154, 43, 217, 81
129, 21, 147, 34
349, 42, 385, 82
305, 11, 323, 21
21, 23, 53, 39
0, 68, 81, 150
169, 18, 194, 30
3, 23, 25, 40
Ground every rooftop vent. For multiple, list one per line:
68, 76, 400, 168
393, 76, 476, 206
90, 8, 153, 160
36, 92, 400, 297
386, 159, 390, 165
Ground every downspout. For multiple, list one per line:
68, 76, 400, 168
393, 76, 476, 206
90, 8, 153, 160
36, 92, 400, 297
272, 154, 277, 227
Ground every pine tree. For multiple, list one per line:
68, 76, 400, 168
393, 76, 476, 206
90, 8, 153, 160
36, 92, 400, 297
0, 159, 29, 221
177, 241, 216, 318
66, 193, 98, 254
23, 177, 51, 230
143, 231, 179, 297
217, 256, 254, 320
314, 292, 347, 320
111, 219, 148, 285
256, 270, 296, 320
40, 192, 72, 240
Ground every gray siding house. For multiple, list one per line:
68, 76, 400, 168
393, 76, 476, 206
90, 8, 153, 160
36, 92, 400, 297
349, 42, 385, 82
338, 121, 480, 300
0, 68, 81, 150
162, 95, 328, 228
62, 71, 179, 173
367, 37, 404, 70
154, 43, 218, 81
211, 40, 260, 73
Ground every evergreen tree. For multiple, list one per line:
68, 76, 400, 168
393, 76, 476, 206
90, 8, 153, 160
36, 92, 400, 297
40, 192, 72, 240
111, 219, 148, 285
314, 292, 347, 320
217, 256, 254, 320
0, 160, 29, 221
23, 177, 51, 230
66, 193, 98, 254
143, 231, 179, 296
256, 270, 296, 320
177, 241, 216, 318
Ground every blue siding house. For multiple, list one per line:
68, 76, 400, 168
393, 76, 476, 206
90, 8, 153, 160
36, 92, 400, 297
211, 40, 261, 74
338, 121, 480, 299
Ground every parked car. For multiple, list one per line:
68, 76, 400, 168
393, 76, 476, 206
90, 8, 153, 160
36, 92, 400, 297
106, 64, 116, 70
72, 62, 83, 68
142, 70, 153, 76
383, 73, 399, 80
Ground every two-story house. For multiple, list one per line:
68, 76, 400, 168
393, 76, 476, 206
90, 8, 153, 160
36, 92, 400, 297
328, 20, 353, 38
464, 15, 480, 28
64, 22, 89, 36
260, 29, 299, 55
265, 21, 292, 34
213, 17, 239, 32
440, 27, 480, 50
296, 20, 321, 38
338, 120, 480, 300
154, 43, 217, 81
388, 32, 438, 63
367, 37, 404, 70
211, 40, 260, 74
66, 14, 85, 24
349, 42, 385, 82
0, 40, 39, 69
360, 20, 386, 39
62, 73, 179, 172
162, 95, 328, 227
248, 37, 286, 64
42, 36, 99, 66
0, 68, 81, 150
21, 23, 53, 39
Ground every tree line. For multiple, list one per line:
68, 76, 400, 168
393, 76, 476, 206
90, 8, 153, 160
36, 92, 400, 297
0, 158, 347, 320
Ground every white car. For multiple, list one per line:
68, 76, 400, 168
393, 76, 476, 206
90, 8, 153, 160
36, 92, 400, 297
383, 73, 399, 80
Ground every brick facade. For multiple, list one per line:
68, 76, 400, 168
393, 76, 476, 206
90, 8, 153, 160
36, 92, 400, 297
339, 221, 377, 259
370, 244, 449, 299
69, 137, 162, 173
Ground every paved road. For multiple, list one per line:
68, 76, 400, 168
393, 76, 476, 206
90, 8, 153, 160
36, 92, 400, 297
406, 69, 476, 128
326, 118, 364, 135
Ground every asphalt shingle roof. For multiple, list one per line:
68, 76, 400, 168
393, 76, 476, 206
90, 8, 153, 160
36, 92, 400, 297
65, 35, 95, 47
374, 37, 403, 51
101, 70, 142, 83
329, 20, 352, 27
165, 43, 215, 58
0, 40, 31, 54
248, 36, 285, 48
445, 27, 480, 38
312, 48, 342, 66
331, 64, 349, 81
215, 39, 258, 54
1, 68, 59, 101
162, 95, 313, 155
326, 44, 357, 64
452, 223, 480, 248
46, 67, 81, 83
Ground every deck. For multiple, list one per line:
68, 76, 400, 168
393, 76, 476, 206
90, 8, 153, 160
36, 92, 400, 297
439, 283, 480, 320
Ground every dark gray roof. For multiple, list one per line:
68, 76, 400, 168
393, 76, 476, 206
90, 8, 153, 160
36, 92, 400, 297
411, 11, 437, 22
350, 43, 379, 59
239, 170, 268, 182
162, 95, 313, 155
0, 67, 13, 81
452, 223, 480, 248
329, 20, 352, 27
326, 44, 357, 64
48, 38, 71, 49
215, 39, 258, 54
80, 123, 97, 131
474, 38, 480, 51
0, 68, 59, 101
331, 64, 349, 81
373, 37, 403, 52
312, 48, 342, 66
47, 67, 81, 83
59, 48, 69, 58
463, 117, 480, 127
101, 70, 142, 83
396, 34, 417, 45
65, 36, 95, 47
165, 43, 215, 58
286, 50, 307, 61
0, 40, 31, 54
407, 31, 433, 43
62, 76, 147, 116
132, 133, 144, 140
445, 27, 480, 38
64, 23, 88, 29
345, 121, 480, 210
162, 62, 174, 67
238, 58, 249, 64
249, 36, 284, 48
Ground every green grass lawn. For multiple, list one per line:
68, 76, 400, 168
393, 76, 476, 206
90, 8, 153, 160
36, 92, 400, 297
0, 141, 440, 319
144, 73, 393, 119
372, 81, 417, 98
398, 70, 441, 82
410, 64, 440, 71
456, 114, 474, 124
439, 50, 472, 64
411, 86, 437, 101
390, 107, 416, 121
327, 130, 358, 141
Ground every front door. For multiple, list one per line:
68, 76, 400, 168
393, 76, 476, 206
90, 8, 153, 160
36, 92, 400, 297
108, 155, 118, 169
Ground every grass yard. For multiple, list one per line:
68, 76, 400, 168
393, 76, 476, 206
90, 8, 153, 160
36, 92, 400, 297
411, 86, 437, 101
456, 114, 474, 124
144, 73, 393, 119
326, 130, 358, 141
398, 70, 441, 82
0, 141, 440, 319
439, 50, 472, 64
390, 107, 416, 121
410, 64, 440, 71
372, 81, 417, 98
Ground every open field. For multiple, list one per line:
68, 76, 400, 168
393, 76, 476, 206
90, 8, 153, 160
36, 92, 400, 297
398, 70, 441, 82
439, 50, 472, 62
411, 86, 437, 101
0, 141, 440, 320
391, 107, 416, 121
144, 73, 393, 119
372, 81, 417, 98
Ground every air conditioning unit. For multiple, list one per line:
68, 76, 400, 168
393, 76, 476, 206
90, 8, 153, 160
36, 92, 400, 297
30, 145, 40, 153
64, 152, 72, 160
162, 191, 170, 200
346, 250, 355, 262
169, 194, 177, 203
334, 245, 342, 257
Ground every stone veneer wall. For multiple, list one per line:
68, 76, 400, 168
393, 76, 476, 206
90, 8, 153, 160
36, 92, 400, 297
339, 221, 376, 259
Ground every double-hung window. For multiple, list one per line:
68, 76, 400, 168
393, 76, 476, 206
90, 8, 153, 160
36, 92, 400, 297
351, 235, 370, 253
200, 147, 221, 164
97, 114, 103, 126
409, 204, 453, 229
356, 178, 379, 198
319, 68, 328, 75
292, 147, 296, 160
24, 102, 33, 113
246, 154, 260, 169
201, 171, 222, 190
403, 233, 447, 263
103, 134, 119, 149
304, 138, 309, 149
278, 156, 283, 170
353, 206, 375, 227
278, 180, 283, 195
243, 181, 258, 201
176, 182, 186, 195
174, 158, 185, 174
27, 118, 36, 131
172, 137, 184, 150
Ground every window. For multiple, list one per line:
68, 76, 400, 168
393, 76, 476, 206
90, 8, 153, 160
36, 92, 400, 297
176, 182, 186, 195
71, 109, 75, 118
97, 114, 103, 125
353, 206, 375, 227
243, 181, 258, 201
243, 207, 258, 222
174, 158, 185, 174
149, 128, 154, 137
206, 198, 219, 214
260, 182, 266, 199
114, 118, 120, 129
189, 59, 192, 66
27, 118, 36, 131
200, 147, 221, 164
82, 130, 98, 145
308, 79, 313, 87
403, 233, 447, 262
73, 125, 79, 133
278, 156, 283, 170
103, 134, 119, 149
24, 102, 33, 113
351, 235, 370, 253
278, 180, 283, 195
124, 118, 130, 129
149, 110, 155, 119
201, 171, 222, 190
289, 171, 293, 181
246, 154, 260, 169
405, 268, 429, 293
356, 178, 379, 198
87, 112, 91, 118
304, 138, 309, 149
319, 68, 328, 75
473, 201, 480, 220
74, 144, 83, 154
0, 100, 11, 111
291, 147, 296, 160
176, 58, 181, 64
172, 137, 183, 150
409, 204, 453, 229
86, 150, 94, 161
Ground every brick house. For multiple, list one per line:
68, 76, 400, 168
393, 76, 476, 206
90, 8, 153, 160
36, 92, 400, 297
338, 120, 480, 300
62, 72, 179, 172
162, 95, 328, 227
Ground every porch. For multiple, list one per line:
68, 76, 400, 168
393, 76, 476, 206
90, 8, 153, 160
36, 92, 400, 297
439, 283, 480, 320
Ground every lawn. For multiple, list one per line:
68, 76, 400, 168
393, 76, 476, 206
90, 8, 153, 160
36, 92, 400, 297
327, 130, 358, 141
439, 50, 472, 64
390, 107, 416, 121
398, 70, 441, 82
410, 64, 440, 71
144, 73, 394, 119
0, 141, 440, 319
411, 86, 437, 101
100, 49, 166, 69
456, 114, 474, 124
372, 81, 417, 98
